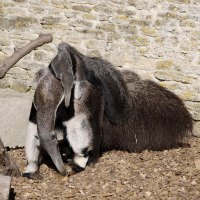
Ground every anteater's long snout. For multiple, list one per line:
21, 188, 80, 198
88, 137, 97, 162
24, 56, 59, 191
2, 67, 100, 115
40, 134, 66, 176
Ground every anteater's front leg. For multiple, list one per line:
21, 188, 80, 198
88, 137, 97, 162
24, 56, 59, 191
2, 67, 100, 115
23, 104, 42, 179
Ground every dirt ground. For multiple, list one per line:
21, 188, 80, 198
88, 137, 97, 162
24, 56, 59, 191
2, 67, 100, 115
9, 136, 200, 200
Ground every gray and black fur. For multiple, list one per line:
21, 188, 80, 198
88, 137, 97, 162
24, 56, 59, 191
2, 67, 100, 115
24, 43, 193, 177
23, 68, 73, 178
51, 43, 130, 123
52, 43, 193, 171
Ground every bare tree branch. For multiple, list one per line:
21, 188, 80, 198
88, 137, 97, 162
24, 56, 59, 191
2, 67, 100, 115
0, 33, 53, 79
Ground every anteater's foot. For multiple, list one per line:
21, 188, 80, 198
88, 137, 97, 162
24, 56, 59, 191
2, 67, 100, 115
22, 172, 42, 180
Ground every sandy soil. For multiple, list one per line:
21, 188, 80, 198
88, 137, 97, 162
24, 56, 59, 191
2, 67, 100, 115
9, 136, 200, 200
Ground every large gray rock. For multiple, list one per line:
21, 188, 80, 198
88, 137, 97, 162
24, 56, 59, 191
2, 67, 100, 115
0, 89, 33, 147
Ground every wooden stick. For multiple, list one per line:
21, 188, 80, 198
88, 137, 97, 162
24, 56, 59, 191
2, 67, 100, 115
0, 138, 21, 177
0, 33, 53, 79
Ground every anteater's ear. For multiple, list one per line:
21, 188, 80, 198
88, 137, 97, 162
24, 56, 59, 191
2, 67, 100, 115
50, 43, 74, 108
69, 51, 86, 82
67, 44, 129, 123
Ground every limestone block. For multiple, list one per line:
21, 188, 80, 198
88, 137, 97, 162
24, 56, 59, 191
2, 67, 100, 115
193, 121, 200, 137
154, 71, 197, 84
33, 51, 50, 62
116, 58, 156, 73
0, 18, 12, 31
28, 0, 50, 6
0, 78, 11, 89
0, 52, 7, 60
7, 67, 27, 76
159, 81, 181, 91
40, 16, 61, 25
116, 8, 136, 17
12, 16, 37, 29
117, 24, 137, 35
185, 102, 200, 121
51, 0, 66, 9
0, 89, 33, 147
0, 36, 10, 46
86, 50, 101, 57
141, 27, 158, 37
13, 0, 27, 2
9, 79, 32, 93
97, 23, 116, 32
126, 36, 150, 46
12, 39, 28, 47
107, 33, 121, 42
94, 4, 114, 14
175, 0, 191, 3
82, 13, 97, 20
180, 19, 196, 28
28, 6, 46, 15
156, 60, 174, 70
0, 2, 4, 15
4, 7, 27, 17
129, 18, 151, 26
72, 5, 92, 13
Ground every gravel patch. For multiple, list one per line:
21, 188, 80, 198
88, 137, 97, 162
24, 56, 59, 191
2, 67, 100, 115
9, 137, 200, 200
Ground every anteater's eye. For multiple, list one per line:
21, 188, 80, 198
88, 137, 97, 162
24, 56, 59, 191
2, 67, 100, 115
51, 135, 56, 140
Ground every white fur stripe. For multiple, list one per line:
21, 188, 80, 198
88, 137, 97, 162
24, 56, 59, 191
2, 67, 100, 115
74, 81, 83, 99
65, 113, 92, 155
74, 156, 88, 168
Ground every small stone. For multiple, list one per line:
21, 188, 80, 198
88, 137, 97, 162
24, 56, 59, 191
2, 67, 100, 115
140, 172, 146, 179
145, 191, 151, 197
23, 192, 32, 198
191, 180, 197, 185
194, 160, 200, 170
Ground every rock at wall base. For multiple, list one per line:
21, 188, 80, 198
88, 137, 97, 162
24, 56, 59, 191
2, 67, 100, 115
192, 121, 200, 138
0, 175, 11, 200
0, 89, 33, 148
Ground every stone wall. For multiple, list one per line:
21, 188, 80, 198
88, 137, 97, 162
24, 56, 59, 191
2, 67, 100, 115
0, 0, 200, 121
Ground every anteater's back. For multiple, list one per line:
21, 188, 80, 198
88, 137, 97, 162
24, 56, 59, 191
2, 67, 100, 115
101, 71, 193, 152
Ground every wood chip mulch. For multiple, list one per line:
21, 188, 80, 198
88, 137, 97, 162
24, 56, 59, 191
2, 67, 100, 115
9, 137, 200, 200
